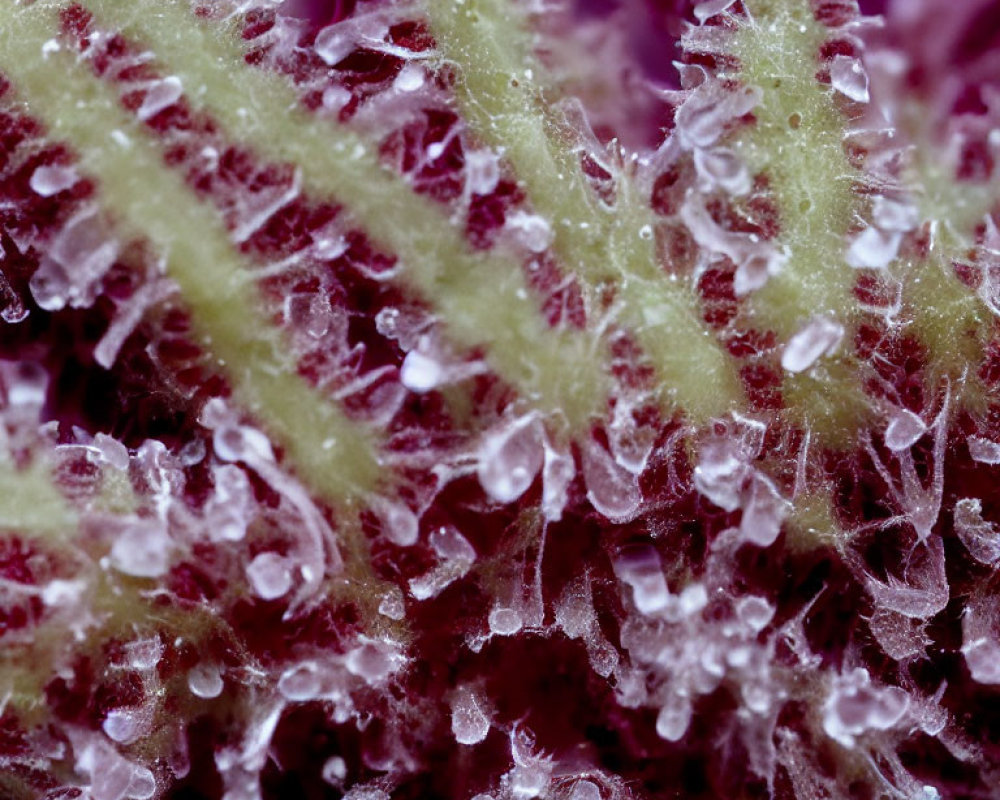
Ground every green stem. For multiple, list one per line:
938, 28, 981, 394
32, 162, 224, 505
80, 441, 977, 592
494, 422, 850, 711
79, 0, 612, 430
732, 2, 860, 333
0, 2, 382, 508
727, 2, 873, 440
0, 460, 76, 537
425, 0, 744, 423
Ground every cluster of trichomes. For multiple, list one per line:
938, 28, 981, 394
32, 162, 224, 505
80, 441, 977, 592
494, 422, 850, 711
1, 0, 1000, 798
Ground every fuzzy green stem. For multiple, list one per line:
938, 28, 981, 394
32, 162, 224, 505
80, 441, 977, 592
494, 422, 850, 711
735, 1, 990, 429
0, 461, 76, 537
727, 1, 875, 440
425, 0, 744, 423
79, 0, 612, 429
732, 2, 859, 332
0, 3, 382, 508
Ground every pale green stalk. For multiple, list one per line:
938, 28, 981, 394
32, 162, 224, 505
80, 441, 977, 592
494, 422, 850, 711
0, 462, 76, 537
79, 0, 612, 430
736, 1, 989, 421
0, 2, 382, 507
425, 0, 744, 423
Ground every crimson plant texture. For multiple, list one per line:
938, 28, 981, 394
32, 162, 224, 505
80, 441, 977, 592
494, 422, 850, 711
2, 0, 1000, 797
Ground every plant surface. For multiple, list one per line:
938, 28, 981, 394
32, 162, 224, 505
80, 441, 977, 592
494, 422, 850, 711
0, 0, 999, 798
